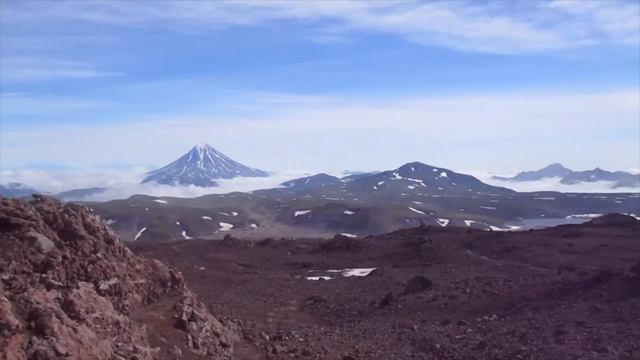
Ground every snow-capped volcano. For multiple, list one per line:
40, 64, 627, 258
141, 144, 269, 187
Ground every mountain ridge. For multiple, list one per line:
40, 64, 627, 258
493, 163, 639, 189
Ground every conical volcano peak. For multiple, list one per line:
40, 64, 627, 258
194, 143, 215, 152
191, 144, 238, 164
142, 144, 268, 187
544, 163, 569, 171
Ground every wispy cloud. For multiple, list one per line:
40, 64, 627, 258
547, 0, 640, 45
0, 92, 114, 116
2, 0, 638, 54
0, 56, 122, 82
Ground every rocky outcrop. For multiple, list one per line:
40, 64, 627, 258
587, 213, 639, 226
0, 195, 237, 359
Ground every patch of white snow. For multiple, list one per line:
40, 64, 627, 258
219, 222, 234, 231
134, 227, 147, 241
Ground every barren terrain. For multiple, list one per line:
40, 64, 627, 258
131, 214, 640, 360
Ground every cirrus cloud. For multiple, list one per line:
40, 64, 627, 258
1, 0, 638, 54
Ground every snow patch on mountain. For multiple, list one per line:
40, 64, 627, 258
142, 144, 268, 187
294, 210, 311, 217
134, 227, 147, 241
219, 222, 234, 231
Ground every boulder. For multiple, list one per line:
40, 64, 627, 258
403, 275, 433, 295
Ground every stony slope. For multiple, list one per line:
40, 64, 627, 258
0, 195, 238, 359
131, 216, 640, 359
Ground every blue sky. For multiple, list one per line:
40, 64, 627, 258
1, 0, 639, 176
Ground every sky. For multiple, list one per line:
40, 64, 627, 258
1, 0, 639, 184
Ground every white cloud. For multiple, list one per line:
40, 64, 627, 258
85, 172, 307, 201
480, 176, 639, 194
0, 56, 122, 82
1, 88, 638, 174
0, 168, 307, 201
0, 167, 147, 194
547, 0, 640, 45
3, 162, 636, 201
2, 0, 638, 54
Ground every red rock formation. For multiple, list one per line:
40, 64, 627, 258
0, 195, 238, 359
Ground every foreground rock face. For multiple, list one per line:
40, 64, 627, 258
0, 196, 237, 360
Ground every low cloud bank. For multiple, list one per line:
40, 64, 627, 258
2, 168, 638, 203
1, 169, 309, 201
1, 168, 147, 193
479, 175, 640, 193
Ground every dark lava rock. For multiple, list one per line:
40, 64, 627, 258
630, 260, 640, 276
588, 268, 619, 286
304, 295, 327, 305
367, 268, 384, 277
220, 234, 243, 247
557, 264, 578, 274
473, 340, 489, 351
378, 292, 395, 308
311, 235, 363, 253
588, 213, 639, 226
403, 275, 433, 294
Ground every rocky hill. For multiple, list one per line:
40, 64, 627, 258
0, 195, 239, 359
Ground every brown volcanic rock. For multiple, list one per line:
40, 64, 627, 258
130, 218, 640, 359
310, 234, 366, 253
0, 195, 237, 360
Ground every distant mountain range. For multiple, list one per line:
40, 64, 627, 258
279, 162, 514, 199
141, 144, 268, 187
0, 183, 107, 202
493, 163, 639, 189
88, 160, 640, 242
56, 187, 108, 201
2, 153, 638, 204
0, 183, 41, 198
